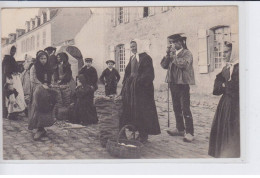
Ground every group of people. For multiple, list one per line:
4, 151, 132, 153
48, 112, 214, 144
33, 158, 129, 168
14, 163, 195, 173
2, 33, 240, 158
2, 46, 120, 141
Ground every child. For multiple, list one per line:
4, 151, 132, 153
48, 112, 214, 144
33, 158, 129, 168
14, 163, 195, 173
69, 74, 98, 125
99, 60, 120, 96
4, 82, 26, 120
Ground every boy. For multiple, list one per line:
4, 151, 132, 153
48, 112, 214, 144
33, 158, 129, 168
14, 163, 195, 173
99, 60, 120, 96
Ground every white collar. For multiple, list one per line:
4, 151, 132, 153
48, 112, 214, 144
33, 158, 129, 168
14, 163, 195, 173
108, 67, 113, 71
176, 48, 183, 56
131, 53, 139, 62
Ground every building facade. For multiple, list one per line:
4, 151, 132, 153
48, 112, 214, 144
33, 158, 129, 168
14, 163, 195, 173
1, 8, 92, 61
104, 6, 239, 94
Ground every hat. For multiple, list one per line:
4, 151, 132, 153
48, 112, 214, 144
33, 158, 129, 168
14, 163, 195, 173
84, 58, 93, 62
44, 46, 56, 52
106, 60, 115, 65
168, 33, 187, 42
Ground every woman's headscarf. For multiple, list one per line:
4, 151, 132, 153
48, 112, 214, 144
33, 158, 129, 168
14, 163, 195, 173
57, 52, 69, 65
77, 74, 87, 87
130, 39, 150, 55
225, 42, 239, 81
34, 50, 52, 84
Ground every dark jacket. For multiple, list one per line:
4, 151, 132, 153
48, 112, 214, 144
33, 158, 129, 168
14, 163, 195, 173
78, 66, 98, 91
121, 52, 161, 135
57, 63, 72, 85
99, 68, 120, 85
161, 49, 195, 85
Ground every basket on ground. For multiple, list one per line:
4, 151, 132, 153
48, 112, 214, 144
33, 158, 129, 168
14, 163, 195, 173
106, 125, 143, 159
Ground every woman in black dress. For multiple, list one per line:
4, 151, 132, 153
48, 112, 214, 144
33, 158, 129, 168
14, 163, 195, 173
208, 41, 240, 158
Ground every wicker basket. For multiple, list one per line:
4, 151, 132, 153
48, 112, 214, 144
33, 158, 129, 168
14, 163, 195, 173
106, 125, 143, 159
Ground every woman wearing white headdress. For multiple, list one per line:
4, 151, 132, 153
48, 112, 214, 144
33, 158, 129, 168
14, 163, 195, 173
120, 39, 161, 143
208, 41, 240, 158
20, 54, 34, 109
2, 46, 26, 119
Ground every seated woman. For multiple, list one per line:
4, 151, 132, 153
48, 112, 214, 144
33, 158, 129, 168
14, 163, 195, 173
28, 50, 57, 141
55, 52, 73, 107
69, 74, 98, 125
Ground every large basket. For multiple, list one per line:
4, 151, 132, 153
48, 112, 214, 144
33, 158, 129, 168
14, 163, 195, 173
106, 125, 143, 159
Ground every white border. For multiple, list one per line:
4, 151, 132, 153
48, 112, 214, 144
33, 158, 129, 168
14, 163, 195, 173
0, 0, 257, 175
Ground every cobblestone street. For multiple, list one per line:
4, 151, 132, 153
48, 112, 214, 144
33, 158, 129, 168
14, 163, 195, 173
2, 86, 220, 160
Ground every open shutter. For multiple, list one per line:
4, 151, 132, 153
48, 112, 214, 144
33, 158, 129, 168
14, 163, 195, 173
112, 8, 117, 27
137, 7, 144, 19
124, 43, 131, 65
109, 45, 115, 61
231, 24, 239, 56
198, 29, 209, 74
149, 7, 155, 16
124, 7, 129, 23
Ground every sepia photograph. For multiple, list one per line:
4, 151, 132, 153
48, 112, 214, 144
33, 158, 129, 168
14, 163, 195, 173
1, 5, 240, 160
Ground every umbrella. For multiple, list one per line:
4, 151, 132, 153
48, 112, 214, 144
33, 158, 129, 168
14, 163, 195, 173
57, 45, 84, 80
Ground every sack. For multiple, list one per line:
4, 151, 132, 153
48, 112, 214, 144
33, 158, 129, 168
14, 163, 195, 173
35, 86, 57, 113
57, 107, 69, 121
95, 96, 122, 147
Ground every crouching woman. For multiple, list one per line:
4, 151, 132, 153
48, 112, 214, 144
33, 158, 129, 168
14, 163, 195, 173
28, 50, 57, 141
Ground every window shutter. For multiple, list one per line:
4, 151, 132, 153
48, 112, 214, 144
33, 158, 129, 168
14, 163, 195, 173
112, 8, 117, 27
230, 24, 238, 45
198, 29, 209, 74
124, 43, 131, 65
137, 7, 144, 19
109, 45, 115, 62
149, 7, 155, 16
124, 7, 129, 23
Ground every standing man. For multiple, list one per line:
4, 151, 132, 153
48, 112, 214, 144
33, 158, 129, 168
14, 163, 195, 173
44, 46, 58, 82
161, 33, 195, 142
120, 39, 161, 143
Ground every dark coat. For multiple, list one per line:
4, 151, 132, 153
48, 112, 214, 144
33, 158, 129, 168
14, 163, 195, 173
208, 63, 240, 158
78, 66, 98, 91
2, 55, 19, 80
57, 63, 73, 85
99, 68, 120, 96
120, 52, 161, 135
161, 49, 195, 85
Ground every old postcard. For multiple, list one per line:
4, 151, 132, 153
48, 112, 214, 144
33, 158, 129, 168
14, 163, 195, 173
1, 6, 240, 160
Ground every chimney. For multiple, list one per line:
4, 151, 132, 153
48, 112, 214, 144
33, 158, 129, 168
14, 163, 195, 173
16, 29, 26, 38
1, 38, 9, 46
8, 33, 16, 43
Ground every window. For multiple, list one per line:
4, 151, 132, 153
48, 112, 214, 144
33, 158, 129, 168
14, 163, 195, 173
37, 34, 40, 48
143, 7, 149, 17
43, 12, 47, 23
43, 31, 46, 46
118, 7, 124, 24
115, 44, 125, 72
113, 7, 129, 26
213, 26, 230, 69
32, 20, 35, 29
143, 7, 155, 18
37, 17, 41, 26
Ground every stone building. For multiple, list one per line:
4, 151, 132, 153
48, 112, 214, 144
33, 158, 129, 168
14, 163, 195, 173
104, 6, 239, 93
1, 8, 91, 61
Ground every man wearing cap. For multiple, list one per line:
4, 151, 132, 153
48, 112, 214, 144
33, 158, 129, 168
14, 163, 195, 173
99, 60, 120, 96
161, 33, 195, 142
44, 46, 58, 82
